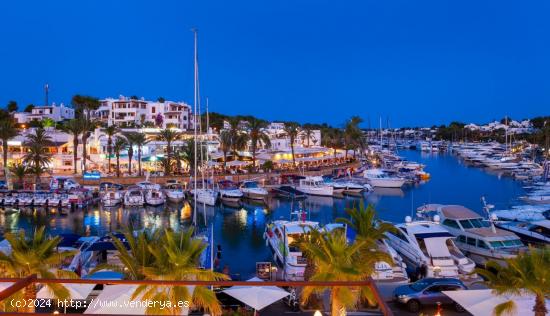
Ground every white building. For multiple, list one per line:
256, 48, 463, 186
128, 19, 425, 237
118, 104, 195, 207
95, 96, 193, 130
14, 103, 75, 124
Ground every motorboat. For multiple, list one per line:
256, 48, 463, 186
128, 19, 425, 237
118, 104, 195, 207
273, 186, 306, 199
264, 220, 343, 281
341, 181, 365, 194
520, 195, 550, 205
217, 180, 243, 204
145, 189, 166, 206
101, 190, 123, 207
190, 188, 217, 207
419, 204, 527, 266
239, 180, 269, 200
163, 183, 186, 203
363, 169, 406, 188
495, 220, 550, 246
124, 186, 145, 207
296, 176, 334, 196
384, 216, 476, 280
136, 181, 161, 191
372, 239, 409, 283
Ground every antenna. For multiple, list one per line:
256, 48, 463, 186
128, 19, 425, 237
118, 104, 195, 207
192, 28, 198, 227
44, 83, 49, 106
481, 196, 496, 233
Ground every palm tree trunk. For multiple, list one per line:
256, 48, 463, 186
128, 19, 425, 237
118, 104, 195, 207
116, 155, 120, 178
108, 137, 112, 174
24, 284, 36, 313
534, 294, 547, 316
223, 151, 227, 171
73, 137, 78, 174
166, 141, 171, 175
128, 150, 133, 175
331, 291, 346, 316
82, 135, 88, 173
290, 143, 296, 167
2, 142, 8, 181
138, 147, 142, 176
252, 144, 257, 171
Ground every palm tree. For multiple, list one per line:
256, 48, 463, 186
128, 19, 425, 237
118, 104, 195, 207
156, 129, 181, 175
475, 246, 550, 316
132, 133, 150, 176
180, 139, 197, 175
301, 124, 316, 147
61, 119, 84, 174
103, 125, 120, 174
0, 118, 20, 179
219, 130, 232, 170
112, 136, 127, 178
123, 132, 139, 175
72, 95, 100, 173
227, 119, 249, 161
103, 229, 227, 315
23, 127, 53, 185
283, 122, 300, 167
298, 228, 387, 315
337, 202, 396, 248
0, 227, 77, 313
248, 119, 271, 170
345, 116, 364, 159
9, 163, 27, 190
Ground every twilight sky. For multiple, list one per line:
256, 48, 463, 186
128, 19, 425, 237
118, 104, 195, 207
0, 0, 548, 127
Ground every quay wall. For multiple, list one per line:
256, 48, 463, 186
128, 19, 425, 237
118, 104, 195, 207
75, 162, 360, 187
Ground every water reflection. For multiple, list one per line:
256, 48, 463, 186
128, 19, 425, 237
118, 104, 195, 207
0, 151, 527, 278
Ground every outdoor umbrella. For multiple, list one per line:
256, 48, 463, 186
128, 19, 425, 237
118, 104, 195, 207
222, 277, 289, 314
37, 283, 95, 300
443, 289, 550, 316
84, 284, 193, 315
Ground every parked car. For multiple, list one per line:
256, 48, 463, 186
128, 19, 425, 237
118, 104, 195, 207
50, 176, 80, 191
393, 278, 467, 313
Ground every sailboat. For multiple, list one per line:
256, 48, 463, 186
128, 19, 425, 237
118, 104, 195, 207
190, 30, 218, 210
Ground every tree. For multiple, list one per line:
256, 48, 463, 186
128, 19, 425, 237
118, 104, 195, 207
155, 113, 164, 127
298, 228, 385, 315
0, 227, 77, 313
103, 125, 120, 174
72, 95, 100, 173
227, 119, 249, 161
23, 127, 53, 185
9, 163, 27, 189
0, 118, 20, 179
301, 124, 317, 147
344, 116, 365, 158
248, 118, 271, 170
6, 101, 17, 113
132, 133, 150, 176
24, 104, 35, 113
283, 122, 300, 167
113, 136, 128, 178
157, 97, 166, 103
179, 139, 197, 175
101, 229, 227, 315
61, 119, 84, 174
475, 246, 550, 316
219, 130, 232, 170
337, 202, 396, 248
123, 132, 138, 175
156, 129, 181, 175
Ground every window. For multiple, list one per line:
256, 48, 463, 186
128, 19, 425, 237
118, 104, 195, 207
443, 219, 460, 229
457, 235, 466, 243
425, 285, 443, 293
152, 107, 156, 114
459, 220, 474, 229
470, 218, 489, 228
477, 239, 489, 249
440, 285, 462, 291
466, 237, 477, 246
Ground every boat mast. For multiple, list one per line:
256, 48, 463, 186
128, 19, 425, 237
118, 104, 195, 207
192, 28, 198, 226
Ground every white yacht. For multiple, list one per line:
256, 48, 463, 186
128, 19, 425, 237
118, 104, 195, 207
296, 176, 334, 196
164, 183, 186, 203
372, 239, 409, 283
363, 169, 406, 188
264, 220, 343, 281
145, 189, 165, 206
101, 190, 122, 207
420, 204, 527, 266
384, 216, 476, 280
124, 186, 145, 207
136, 181, 161, 191
217, 180, 243, 204
495, 220, 550, 246
239, 180, 269, 200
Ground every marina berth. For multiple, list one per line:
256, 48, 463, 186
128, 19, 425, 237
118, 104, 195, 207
163, 183, 186, 203
101, 190, 123, 207
144, 188, 166, 206
217, 180, 244, 205
239, 180, 269, 200
363, 168, 406, 188
123, 186, 145, 207
296, 176, 334, 196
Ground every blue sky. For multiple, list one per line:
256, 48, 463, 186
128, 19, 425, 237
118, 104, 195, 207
0, 0, 548, 127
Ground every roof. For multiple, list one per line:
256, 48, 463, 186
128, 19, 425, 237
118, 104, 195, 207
467, 227, 517, 238
440, 205, 481, 220
400, 221, 450, 234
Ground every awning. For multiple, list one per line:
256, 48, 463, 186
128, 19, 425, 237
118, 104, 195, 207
226, 160, 250, 167
222, 277, 289, 311
443, 289, 550, 316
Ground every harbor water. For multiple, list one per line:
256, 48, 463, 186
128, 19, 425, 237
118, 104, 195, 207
0, 150, 526, 278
